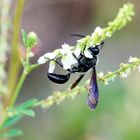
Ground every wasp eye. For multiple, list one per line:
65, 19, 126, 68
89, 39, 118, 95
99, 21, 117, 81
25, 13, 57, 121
88, 46, 99, 55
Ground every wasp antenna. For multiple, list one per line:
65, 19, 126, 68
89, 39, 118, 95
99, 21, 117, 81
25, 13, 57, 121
70, 34, 85, 38
100, 41, 104, 45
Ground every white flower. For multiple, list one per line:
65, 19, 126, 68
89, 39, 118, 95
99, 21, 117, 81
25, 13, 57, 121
84, 49, 93, 58
38, 56, 47, 64
48, 61, 56, 73
106, 32, 112, 37
44, 52, 56, 59
74, 47, 81, 58
38, 52, 56, 64
53, 49, 61, 55
120, 72, 128, 78
128, 56, 138, 63
29, 52, 34, 57
77, 38, 84, 43
97, 72, 104, 79
120, 68, 131, 78
104, 80, 109, 85
91, 26, 103, 37
61, 53, 77, 69
60, 43, 72, 55
94, 26, 103, 36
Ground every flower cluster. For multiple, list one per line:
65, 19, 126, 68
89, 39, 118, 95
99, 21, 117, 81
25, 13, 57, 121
37, 3, 134, 74
38, 27, 103, 73
36, 56, 140, 109
98, 56, 140, 85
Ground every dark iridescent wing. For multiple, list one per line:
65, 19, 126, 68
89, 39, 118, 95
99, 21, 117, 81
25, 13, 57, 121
87, 67, 99, 110
71, 74, 84, 89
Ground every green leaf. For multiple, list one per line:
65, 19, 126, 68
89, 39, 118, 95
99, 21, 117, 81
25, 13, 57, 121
18, 98, 37, 110
19, 109, 35, 117
21, 29, 28, 47
0, 128, 23, 138
2, 115, 22, 129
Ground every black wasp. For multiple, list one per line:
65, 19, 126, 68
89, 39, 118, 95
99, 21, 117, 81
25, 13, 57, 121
47, 34, 104, 110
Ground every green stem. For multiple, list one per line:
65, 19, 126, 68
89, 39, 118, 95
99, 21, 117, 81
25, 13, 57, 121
0, 62, 39, 129
7, 0, 26, 101
0, 68, 28, 130
9, 70, 28, 107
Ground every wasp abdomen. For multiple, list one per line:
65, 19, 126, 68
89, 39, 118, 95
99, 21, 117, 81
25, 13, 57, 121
47, 73, 70, 84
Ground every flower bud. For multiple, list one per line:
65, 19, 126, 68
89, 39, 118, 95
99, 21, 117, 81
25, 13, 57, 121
27, 32, 38, 48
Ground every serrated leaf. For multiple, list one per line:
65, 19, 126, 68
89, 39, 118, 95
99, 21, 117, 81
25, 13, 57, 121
18, 98, 37, 110
2, 115, 22, 129
19, 109, 35, 117
21, 29, 28, 47
0, 129, 23, 138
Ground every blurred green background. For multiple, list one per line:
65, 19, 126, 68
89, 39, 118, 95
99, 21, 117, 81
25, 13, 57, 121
11, 0, 140, 140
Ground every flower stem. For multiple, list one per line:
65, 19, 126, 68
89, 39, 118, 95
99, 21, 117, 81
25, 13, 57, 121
7, 0, 26, 100
0, 63, 40, 130
9, 70, 28, 107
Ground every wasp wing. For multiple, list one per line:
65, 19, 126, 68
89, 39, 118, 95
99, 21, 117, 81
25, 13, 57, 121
87, 67, 99, 110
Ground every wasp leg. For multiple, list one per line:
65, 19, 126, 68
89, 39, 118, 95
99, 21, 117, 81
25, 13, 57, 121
54, 60, 63, 68
53, 59, 71, 72
82, 45, 87, 54
71, 74, 85, 89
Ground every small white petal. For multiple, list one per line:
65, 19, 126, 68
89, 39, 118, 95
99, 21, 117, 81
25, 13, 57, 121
104, 80, 109, 85
106, 32, 112, 37
61, 43, 72, 54
128, 56, 133, 63
77, 38, 84, 43
44, 52, 56, 59
38, 56, 47, 64
53, 49, 61, 55
74, 47, 81, 58
29, 52, 34, 57
91, 32, 95, 37
61, 43, 70, 49
128, 56, 138, 63
120, 69, 130, 78
48, 61, 56, 73
61, 56, 70, 69
120, 72, 128, 78
94, 26, 103, 36
98, 72, 104, 79
61, 53, 77, 69
84, 50, 93, 58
